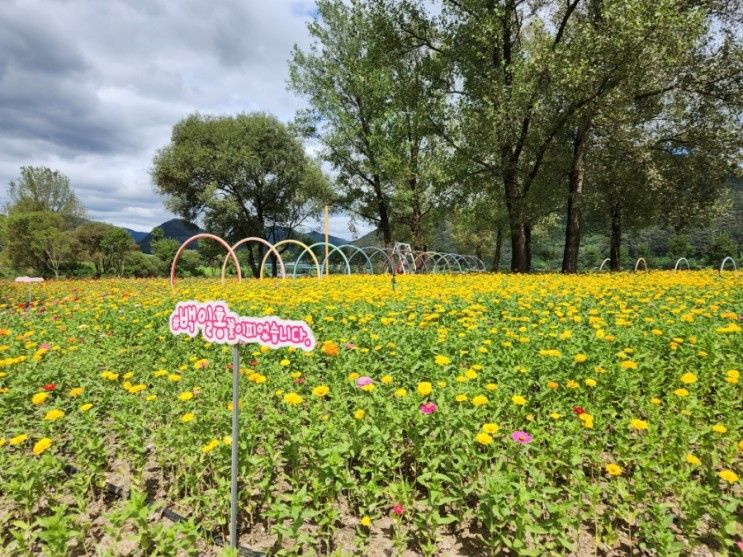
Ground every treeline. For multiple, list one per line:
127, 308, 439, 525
287, 0, 742, 272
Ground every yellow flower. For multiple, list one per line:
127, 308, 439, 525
464, 369, 477, 380
680, 372, 697, 384
193, 358, 208, 369
180, 412, 195, 423
348, 372, 360, 381
68, 387, 84, 398
475, 432, 493, 445
486, 383, 497, 391
168, 374, 182, 382
223, 436, 232, 445
539, 349, 561, 357
686, 454, 700, 466
547, 381, 559, 389
283, 392, 303, 406
650, 397, 662, 406
178, 391, 194, 401
201, 439, 220, 454
417, 381, 432, 396
575, 353, 587, 363
550, 412, 561, 420
674, 388, 689, 397
0, 438, 4, 447
381, 375, 393, 385
511, 395, 526, 406
579, 413, 594, 429
359, 516, 372, 527
146, 395, 156, 401
312, 385, 330, 397
711, 424, 727, 434
44, 409, 64, 421
471, 395, 488, 407
565, 380, 578, 389
738, 440, 743, 452
620, 360, 638, 370
32, 437, 52, 456
434, 355, 451, 366
455, 394, 467, 403
354, 409, 365, 420
279, 359, 291, 367
321, 340, 339, 357
394, 388, 407, 398
9, 434, 28, 446
725, 369, 739, 384
605, 463, 622, 476
79, 403, 93, 412
584, 378, 597, 388
719, 469, 739, 483
481, 423, 499, 434
31, 392, 49, 405
154, 369, 168, 377
630, 419, 649, 431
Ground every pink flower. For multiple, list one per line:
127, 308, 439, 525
392, 504, 404, 516
356, 376, 373, 388
511, 431, 532, 445
419, 401, 437, 415
39, 343, 50, 350
345, 342, 356, 350
737, 540, 743, 552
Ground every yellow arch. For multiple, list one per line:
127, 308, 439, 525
260, 239, 321, 279
221, 237, 287, 281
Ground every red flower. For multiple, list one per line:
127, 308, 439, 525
42, 383, 57, 392
572, 406, 585, 415
392, 504, 404, 516
293, 377, 305, 384
250, 359, 258, 367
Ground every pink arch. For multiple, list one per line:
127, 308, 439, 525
170, 233, 241, 291
221, 237, 287, 281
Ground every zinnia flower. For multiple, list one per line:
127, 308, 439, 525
312, 385, 330, 397
481, 423, 499, 434
42, 383, 57, 392
475, 432, 493, 445
434, 355, 451, 366
283, 392, 303, 406
180, 412, 195, 423
686, 454, 700, 465
354, 409, 365, 420
356, 376, 373, 388
178, 391, 194, 401
471, 395, 488, 407
44, 409, 64, 421
9, 434, 28, 446
31, 392, 49, 405
419, 401, 437, 415
680, 372, 697, 384
391, 504, 404, 516
719, 469, 739, 483
511, 395, 526, 406
417, 382, 432, 396
511, 431, 532, 445
605, 463, 622, 476
32, 437, 52, 456
321, 340, 339, 357
630, 419, 649, 431
573, 406, 585, 415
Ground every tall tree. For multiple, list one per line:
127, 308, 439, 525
5, 211, 76, 278
6, 166, 85, 223
101, 227, 137, 277
72, 222, 118, 277
152, 112, 332, 277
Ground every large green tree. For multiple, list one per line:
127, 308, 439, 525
290, 0, 450, 250
151, 112, 332, 276
5, 211, 76, 278
5, 166, 85, 223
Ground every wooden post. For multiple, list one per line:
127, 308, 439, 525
324, 205, 329, 277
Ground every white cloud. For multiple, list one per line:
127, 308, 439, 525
0, 0, 374, 239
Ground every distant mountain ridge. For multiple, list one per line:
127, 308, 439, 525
123, 219, 352, 254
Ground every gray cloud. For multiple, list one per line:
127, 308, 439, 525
0, 0, 373, 239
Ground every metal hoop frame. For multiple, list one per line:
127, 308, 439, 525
259, 240, 321, 279
171, 234, 241, 291
291, 242, 351, 277
634, 257, 648, 273
673, 257, 690, 272
220, 237, 286, 281
719, 256, 737, 274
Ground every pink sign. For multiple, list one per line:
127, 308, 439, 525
169, 300, 315, 351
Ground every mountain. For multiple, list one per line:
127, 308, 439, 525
125, 220, 352, 254
135, 219, 204, 253
124, 228, 148, 243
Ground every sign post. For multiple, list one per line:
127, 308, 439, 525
168, 301, 315, 549
230, 344, 240, 548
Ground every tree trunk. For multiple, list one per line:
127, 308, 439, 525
561, 121, 590, 273
610, 201, 622, 271
492, 227, 503, 272
246, 245, 259, 278
504, 170, 530, 273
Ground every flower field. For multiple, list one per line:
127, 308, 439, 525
0, 272, 741, 556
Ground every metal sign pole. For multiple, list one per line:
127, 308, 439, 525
230, 345, 240, 549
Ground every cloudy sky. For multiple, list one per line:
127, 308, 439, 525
0, 0, 371, 239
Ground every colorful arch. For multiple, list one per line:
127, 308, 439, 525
719, 256, 737, 274
260, 239, 321, 279
634, 257, 648, 273
673, 257, 690, 272
170, 233, 241, 291
221, 237, 286, 281
291, 242, 351, 277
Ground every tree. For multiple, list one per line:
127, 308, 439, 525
101, 227, 137, 277
152, 112, 332, 277
73, 222, 117, 277
6, 166, 85, 223
150, 226, 180, 271
291, 0, 450, 249
5, 211, 76, 278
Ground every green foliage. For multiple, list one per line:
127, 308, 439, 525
6, 166, 85, 222
151, 112, 332, 277
101, 227, 138, 276
4, 211, 76, 278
